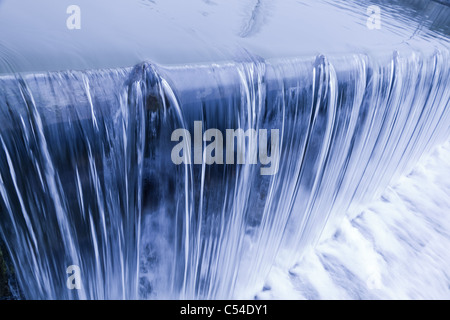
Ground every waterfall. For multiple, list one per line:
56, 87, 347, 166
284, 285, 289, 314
0, 48, 449, 299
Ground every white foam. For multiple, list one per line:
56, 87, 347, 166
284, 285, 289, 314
256, 139, 450, 299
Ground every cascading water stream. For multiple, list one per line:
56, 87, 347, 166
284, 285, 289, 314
0, 48, 449, 299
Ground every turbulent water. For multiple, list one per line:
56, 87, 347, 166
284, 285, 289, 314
258, 139, 450, 300
0, 48, 449, 299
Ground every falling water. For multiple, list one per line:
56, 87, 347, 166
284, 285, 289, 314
0, 47, 449, 299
